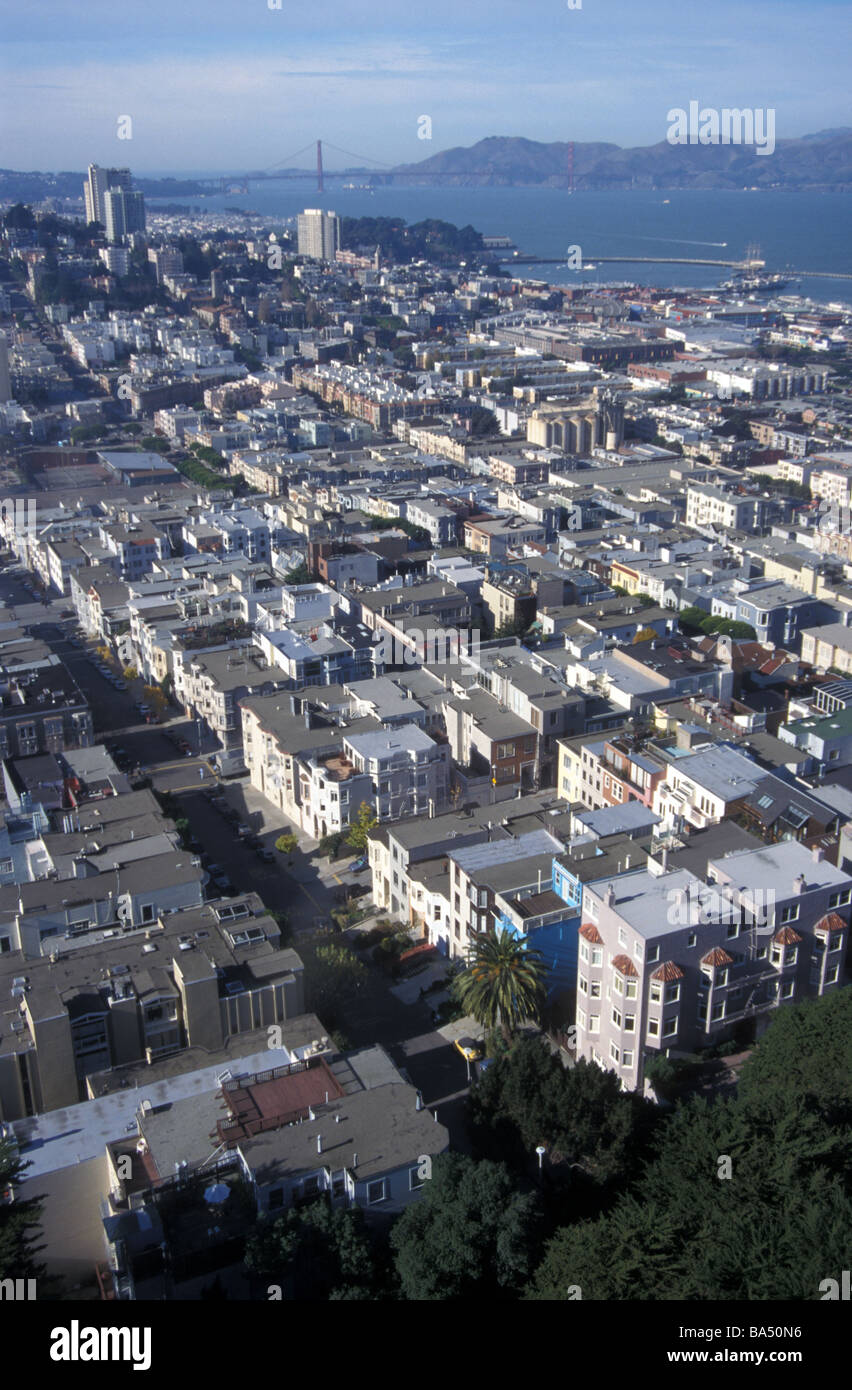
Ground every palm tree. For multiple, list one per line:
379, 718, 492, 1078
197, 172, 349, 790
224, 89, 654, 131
456, 926, 546, 1043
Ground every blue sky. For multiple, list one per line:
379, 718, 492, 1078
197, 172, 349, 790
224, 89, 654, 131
0, 0, 849, 172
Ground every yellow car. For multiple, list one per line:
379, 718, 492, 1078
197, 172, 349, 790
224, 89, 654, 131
454, 1036, 484, 1062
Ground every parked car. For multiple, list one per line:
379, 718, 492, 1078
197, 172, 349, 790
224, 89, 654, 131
453, 1036, 484, 1063
256, 847, 275, 863
349, 856, 369, 873
236, 824, 252, 840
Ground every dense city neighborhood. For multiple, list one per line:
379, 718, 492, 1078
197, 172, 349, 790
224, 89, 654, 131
0, 164, 850, 1307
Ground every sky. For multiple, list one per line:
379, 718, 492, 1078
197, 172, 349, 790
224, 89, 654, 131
0, 0, 850, 173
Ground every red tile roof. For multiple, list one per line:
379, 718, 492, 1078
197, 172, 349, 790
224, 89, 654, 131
701, 947, 733, 967
814, 912, 846, 935
773, 926, 803, 945
651, 960, 684, 981
611, 953, 638, 977
578, 921, 603, 943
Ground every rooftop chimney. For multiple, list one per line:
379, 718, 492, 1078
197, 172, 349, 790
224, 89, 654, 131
793, 873, 806, 896
812, 845, 825, 863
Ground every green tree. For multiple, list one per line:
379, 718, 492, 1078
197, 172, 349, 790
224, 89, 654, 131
390, 1153, 542, 1300
470, 1038, 654, 1185
303, 939, 367, 1028
469, 406, 499, 437
244, 1198, 378, 1299
274, 832, 298, 862
455, 926, 546, 1042
529, 990, 852, 1301
0, 1139, 45, 1280
346, 801, 378, 853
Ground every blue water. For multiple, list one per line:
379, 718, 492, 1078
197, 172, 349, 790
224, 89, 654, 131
149, 181, 852, 303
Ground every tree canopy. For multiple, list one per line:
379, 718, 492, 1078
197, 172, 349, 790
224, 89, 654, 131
0, 1140, 44, 1281
528, 990, 852, 1300
390, 1153, 542, 1300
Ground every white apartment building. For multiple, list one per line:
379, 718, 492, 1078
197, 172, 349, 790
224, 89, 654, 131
575, 841, 850, 1092
686, 484, 759, 532
344, 726, 450, 823
297, 209, 341, 261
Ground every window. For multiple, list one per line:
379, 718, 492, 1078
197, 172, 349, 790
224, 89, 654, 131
577, 1008, 587, 1029
579, 941, 589, 963
829, 889, 851, 908
711, 1001, 725, 1021
624, 1014, 635, 1032
590, 981, 601, 999
588, 1016, 600, 1034
578, 976, 588, 994
625, 981, 637, 999
687, 932, 697, 948
726, 920, 739, 939
367, 1179, 386, 1205
647, 944, 659, 963
618, 926, 627, 947
826, 963, 839, 984
717, 968, 728, 987
647, 1018, 659, 1036
141, 903, 155, 924
780, 904, 799, 923
622, 1050, 634, 1067
611, 1007, 622, 1028
781, 981, 794, 999
609, 1043, 620, 1064
665, 982, 680, 1003
409, 1166, 425, 1191
650, 982, 662, 1003
663, 1017, 678, 1037
829, 932, 843, 951
591, 947, 603, 967
612, 975, 623, 995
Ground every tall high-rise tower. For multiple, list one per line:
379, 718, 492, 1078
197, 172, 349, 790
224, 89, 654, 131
104, 188, 146, 243
296, 208, 340, 261
83, 165, 132, 227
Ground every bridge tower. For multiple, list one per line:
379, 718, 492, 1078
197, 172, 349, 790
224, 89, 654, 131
317, 140, 324, 193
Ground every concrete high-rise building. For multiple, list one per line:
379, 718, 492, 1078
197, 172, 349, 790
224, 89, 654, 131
0, 332, 11, 403
83, 165, 131, 226
297, 208, 340, 261
104, 188, 146, 243
148, 246, 184, 285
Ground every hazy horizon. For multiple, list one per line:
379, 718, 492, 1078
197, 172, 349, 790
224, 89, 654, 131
2, 0, 850, 172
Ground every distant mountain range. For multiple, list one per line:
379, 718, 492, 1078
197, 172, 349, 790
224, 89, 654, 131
389, 129, 852, 191
2, 129, 851, 203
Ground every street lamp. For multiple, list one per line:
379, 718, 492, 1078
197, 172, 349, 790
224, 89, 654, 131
536, 1145, 546, 1172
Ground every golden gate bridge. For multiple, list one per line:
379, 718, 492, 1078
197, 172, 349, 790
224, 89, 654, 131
203, 138, 577, 194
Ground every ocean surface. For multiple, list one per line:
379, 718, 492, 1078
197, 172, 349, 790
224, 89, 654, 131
148, 181, 852, 304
